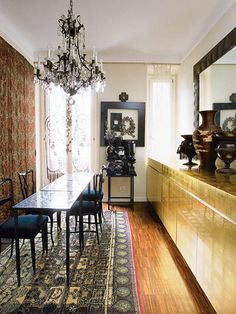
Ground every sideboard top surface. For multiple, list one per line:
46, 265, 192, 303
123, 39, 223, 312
148, 157, 236, 197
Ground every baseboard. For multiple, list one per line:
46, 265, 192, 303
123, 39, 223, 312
103, 196, 147, 202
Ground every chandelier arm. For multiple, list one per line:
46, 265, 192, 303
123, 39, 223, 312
76, 50, 91, 71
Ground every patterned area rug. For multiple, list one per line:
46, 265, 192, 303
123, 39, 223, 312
0, 211, 140, 313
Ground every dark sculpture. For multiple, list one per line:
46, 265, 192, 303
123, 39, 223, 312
106, 138, 136, 175
177, 134, 197, 166
119, 92, 129, 102
215, 135, 236, 174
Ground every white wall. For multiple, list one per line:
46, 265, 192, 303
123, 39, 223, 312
97, 63, 147, 202
177, 3, 236, 139
200, 65, 236, 109
210, 65, 236, 104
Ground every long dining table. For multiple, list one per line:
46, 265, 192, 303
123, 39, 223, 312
13, 172, 93, 287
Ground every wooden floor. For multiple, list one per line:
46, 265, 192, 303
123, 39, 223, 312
108, 202, 216, 314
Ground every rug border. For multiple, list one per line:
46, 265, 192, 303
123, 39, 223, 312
126, 212, 143, 314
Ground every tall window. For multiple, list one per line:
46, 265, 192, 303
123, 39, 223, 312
147, 65, 178, 162
45, 86, 92, 176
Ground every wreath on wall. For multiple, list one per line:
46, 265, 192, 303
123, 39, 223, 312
120, 116, 136, 137
222, 114, 236, 131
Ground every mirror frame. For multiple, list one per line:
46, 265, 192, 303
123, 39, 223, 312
193, 27, 236, 128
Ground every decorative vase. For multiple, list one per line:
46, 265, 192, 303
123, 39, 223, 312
215, 135, 236, 174
193, 110, 222, 171
176, 134, 197, 166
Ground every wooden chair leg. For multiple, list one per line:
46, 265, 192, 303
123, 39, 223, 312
94, 214, 99, 244
75, 215, 78, 230
2, 238, 15, 258
88, 215, 91, 230
57, 212, 62, 232
99, 202, 105, 221
45, 222, 48, 255
49, 216, 54, 245
10, 238, 14, 258
42, 227, 45, 254
30, 238, 36, 274
98, 212, 102, 233
79, 215, 84, 251
42, 222, 48, 255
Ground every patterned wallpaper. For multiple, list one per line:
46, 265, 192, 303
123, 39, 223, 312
0, 37, 35, 218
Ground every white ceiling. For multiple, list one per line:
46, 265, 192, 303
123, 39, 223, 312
0, 0, 235, 63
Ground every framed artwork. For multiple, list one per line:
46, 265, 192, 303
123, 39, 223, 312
100, 101, 145, 146
213, 103, 236, 131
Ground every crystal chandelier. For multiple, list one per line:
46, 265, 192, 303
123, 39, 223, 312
34, 0, 106, 96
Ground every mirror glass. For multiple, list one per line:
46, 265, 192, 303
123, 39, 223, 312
199, 47, 236, 111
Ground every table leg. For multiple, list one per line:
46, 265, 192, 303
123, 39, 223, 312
66, 211, 70, 287
108, 176, 111, 210
14, 210, 21, 286
130, 176, 134, 210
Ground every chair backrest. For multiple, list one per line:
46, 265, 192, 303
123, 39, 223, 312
95, 171, 104, 196
18, 169, 35, 199
0, 178, 14, 216
47, 167, 63, 183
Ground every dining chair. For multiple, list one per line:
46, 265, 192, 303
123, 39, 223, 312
70, 172, 103, 251
18, 169, 58, 244
0, 178, 48, 275
47, 167, 63, 183
81, 167, 105, 222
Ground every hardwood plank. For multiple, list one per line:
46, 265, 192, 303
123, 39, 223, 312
106, 202, 216, 314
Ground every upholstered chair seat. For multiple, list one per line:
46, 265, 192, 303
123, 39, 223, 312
0, 177, 48, 279
0, 214, 48, 239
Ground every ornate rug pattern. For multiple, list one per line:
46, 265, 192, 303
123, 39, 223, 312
0, 211, 140, 313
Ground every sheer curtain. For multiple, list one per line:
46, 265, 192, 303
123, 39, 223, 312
45, 86, 91, 174
147, 64, 178, 162
36, 86, 95, 187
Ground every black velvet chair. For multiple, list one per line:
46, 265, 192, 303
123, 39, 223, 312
0, 178, 48, 275
18, 169, 59, 244
70, 172, 104, 251
81, 168, 104, 220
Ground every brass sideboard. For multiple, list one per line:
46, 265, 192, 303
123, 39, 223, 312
147, 157, 236, 314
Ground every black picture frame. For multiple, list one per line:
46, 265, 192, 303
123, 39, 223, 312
213, 103, 236, 131
100, 101, 145, 147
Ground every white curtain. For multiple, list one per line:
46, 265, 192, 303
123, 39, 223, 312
45, 86, 91, 175
147, 64, 178, 162
36, 85, 95, 188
